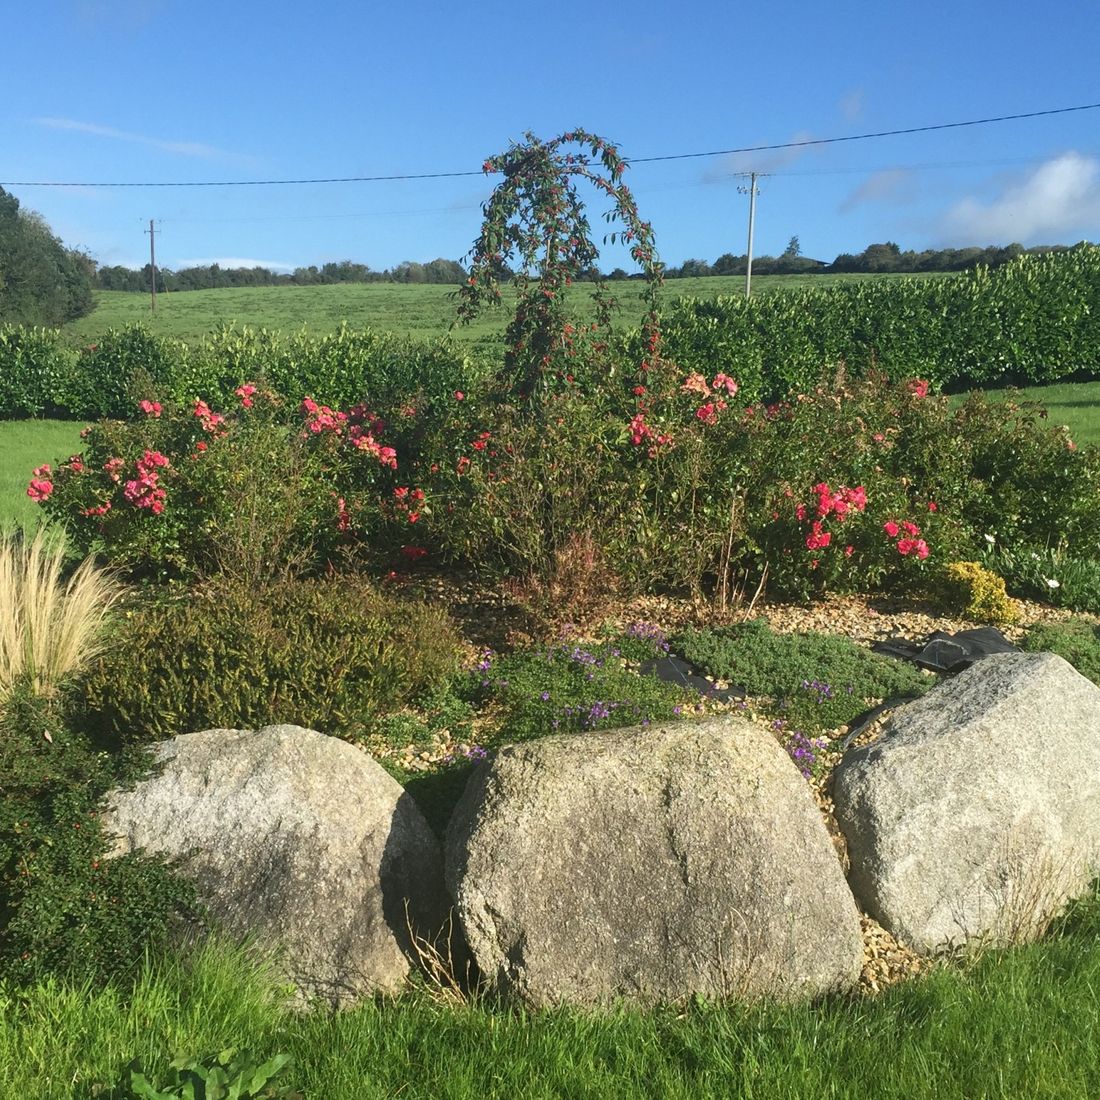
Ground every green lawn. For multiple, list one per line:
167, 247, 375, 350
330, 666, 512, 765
950, 380, 1100, 448
0, 419, 88, 534
62, 272, 944, 348
3, 904, 1099, 1099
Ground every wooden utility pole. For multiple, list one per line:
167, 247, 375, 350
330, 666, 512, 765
144, 219, 157, 313
737, 173, 760, 298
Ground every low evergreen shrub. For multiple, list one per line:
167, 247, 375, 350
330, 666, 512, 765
935, 561, 1021, 624
77, 576, 464, 745
674, 619, 928, 732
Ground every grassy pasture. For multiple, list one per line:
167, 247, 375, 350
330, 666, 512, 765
0, 419, 87, 534
63, 272, 944, 347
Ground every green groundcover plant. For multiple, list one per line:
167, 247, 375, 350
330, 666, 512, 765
1022, 617, 1100, 686
674, 619, 929, 733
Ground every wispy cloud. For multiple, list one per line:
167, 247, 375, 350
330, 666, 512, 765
77, 1, 162, 29
703, 129, 818, 182
839, 168, 916, 213
838, 89, 864, 121
177, 257, 296, 272
34, 117, 248, 162
939, 152, 1100, 243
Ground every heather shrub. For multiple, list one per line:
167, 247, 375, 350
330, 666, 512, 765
674, 619, 928, 732
77, 575, 463, 745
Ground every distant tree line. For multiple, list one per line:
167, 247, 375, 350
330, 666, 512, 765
0, 186, 96, 325
663, 238, 1074, 279
96, 256, 470, 293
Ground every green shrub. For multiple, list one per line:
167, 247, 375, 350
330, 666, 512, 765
466, 637, 694, 744
674, 619, 928, 732
78, 576, 463, 745
0, 324, 72, 417
57, 325, 186, 420
1022, 618, 1100, 686
991, 545, 1100, 614
37, 389, 387, 581
936, 560, 1021, 624
0, 687, 201, 985
654, 245, 1100, 398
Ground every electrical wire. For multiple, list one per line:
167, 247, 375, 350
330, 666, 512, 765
4, 102, 1099, 188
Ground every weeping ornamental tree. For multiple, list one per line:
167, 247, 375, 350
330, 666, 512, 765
456, 129, 665, 409
451, 131, 668, 588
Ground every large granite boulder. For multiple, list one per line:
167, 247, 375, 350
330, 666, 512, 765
446, 717, 862, 1007
102, 724, 450, 1007
834, 652, 1100, 955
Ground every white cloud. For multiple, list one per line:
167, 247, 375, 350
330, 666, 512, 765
940, 152, 1100, 242
839, 168, 916, 213
34, 117, 246, 162
703, 129, 818, 182
177, 257, 296, 272
838, 89, 864, 121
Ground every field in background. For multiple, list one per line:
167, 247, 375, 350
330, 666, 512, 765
0, 420, 87, 532
63, 272, 944, 347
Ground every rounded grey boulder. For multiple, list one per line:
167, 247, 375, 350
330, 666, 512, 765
834, 652, 1100, 954
446, 717, 862, 1007
101, 724, 449, 1007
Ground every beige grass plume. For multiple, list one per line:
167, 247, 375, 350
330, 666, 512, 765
0, 528, 124, 699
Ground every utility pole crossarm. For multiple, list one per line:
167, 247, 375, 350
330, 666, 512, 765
737, 173, 761, 298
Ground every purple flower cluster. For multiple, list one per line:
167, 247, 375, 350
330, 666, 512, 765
443, 744, 489, 766
625, 621, 671, 654
800, 678, 834, 703
783, 729, 829, 779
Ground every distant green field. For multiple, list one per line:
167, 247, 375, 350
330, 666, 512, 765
949, 380, 1100, 449
0, 419, 87, 533
62, 272, 944, 347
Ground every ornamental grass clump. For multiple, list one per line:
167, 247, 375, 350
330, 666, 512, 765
0, 528, 122, 700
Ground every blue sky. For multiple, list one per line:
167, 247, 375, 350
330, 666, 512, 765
4, 1, 1099, 274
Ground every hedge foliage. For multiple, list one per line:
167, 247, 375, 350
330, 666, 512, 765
656, 244, 1100, 398
1, 246, 1098, 419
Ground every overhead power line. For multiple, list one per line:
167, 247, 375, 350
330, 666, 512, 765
3, 101, 1099, 189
